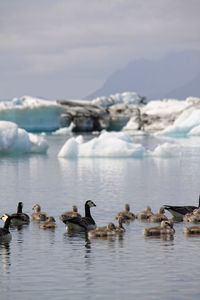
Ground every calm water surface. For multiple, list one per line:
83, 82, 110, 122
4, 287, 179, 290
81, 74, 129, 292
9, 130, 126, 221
0, 134, 200, 300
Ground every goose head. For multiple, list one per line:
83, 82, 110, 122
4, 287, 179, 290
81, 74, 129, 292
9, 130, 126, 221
86, 200, 96, 208
125, 204, 130, 212
18, 202, 23, 209
107, 222, 116, 230
1, 214, 10, 223
47, 216, 56, 222
145, 206, 152, 212
72, 205, 78, 212
32, 204, 41, 212
158, 207, 165, 214
160, 220, 167, 228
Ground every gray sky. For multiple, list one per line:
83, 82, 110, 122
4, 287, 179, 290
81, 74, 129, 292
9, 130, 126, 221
0, 0, 200, 100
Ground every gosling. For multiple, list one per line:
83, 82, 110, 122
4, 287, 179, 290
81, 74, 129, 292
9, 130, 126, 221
116, 204, 135, 221
88, 222, 116, 239
184, 225, 200, 235
136, 206, 153, 220
40, 217, 56, 229
31, 204, 48, 221
148, 207, 168, 223
142, 220, 175, 236
59, 205, 81, 222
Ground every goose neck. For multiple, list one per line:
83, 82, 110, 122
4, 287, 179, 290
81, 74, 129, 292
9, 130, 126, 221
85, 204, 92, 218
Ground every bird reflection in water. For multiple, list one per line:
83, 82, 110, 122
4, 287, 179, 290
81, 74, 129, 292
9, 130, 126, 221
0, 242, 11, 275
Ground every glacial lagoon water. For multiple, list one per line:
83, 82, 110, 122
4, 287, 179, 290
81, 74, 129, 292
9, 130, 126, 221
1, 133, 200, 300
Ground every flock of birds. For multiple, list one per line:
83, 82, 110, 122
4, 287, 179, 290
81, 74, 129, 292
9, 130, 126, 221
1, 197, 200, 242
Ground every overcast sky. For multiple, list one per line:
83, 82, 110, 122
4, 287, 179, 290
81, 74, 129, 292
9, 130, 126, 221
0, 0, 200, 100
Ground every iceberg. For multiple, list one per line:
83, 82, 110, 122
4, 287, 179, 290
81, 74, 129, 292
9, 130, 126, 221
0, 96, 65, 131
52, 122, 75, 135
58, 131, 145, 158
1, 93, 200, 136
150, 142, 182, 158
0, 121, 48, 154
155, 106, 200, 137
92, 92, 145, 107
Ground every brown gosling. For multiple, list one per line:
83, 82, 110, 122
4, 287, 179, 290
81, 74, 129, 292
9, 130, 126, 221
142, 220, 175, 236
88, 222, 116, 239
136, 205, 153, 220
115, 216, 126, 233
184, 208, 200, 224
59, 205, 81, 222
116, 204, 135, 221
183, 212, 194, 222
31, 204, 48, 221
40, 216, 56, 229
148, 207, 168, 223
184, 225, 200, 235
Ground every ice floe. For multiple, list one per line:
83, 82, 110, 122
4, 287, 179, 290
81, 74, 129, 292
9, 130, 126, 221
0, 121, 48, 154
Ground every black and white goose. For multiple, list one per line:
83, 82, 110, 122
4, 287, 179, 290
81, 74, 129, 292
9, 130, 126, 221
0, 214, 13, 242
164, 195, 200, 220
61, 200, 96, 232
10, 202, 30, 226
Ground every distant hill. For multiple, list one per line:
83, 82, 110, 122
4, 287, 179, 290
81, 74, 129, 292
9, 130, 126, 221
86, 50, 200, 100
166, 72, 200, 99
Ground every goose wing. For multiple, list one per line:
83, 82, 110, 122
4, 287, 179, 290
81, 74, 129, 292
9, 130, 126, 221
164, 205, 197, 216
63, 216, 96, 230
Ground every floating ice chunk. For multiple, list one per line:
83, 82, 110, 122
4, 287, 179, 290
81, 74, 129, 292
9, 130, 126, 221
58, 137, 78, 158
0, 121, 18, 151
29, 133, 49, 153
58, 131, 145, 158
0, 121, 48, 154
92, 92, 142, 107
151, 142, 182, 157
155, 107, 200, 137
123, 118, 139, 131
52, 122, 75, 135
0, 95, 65, 131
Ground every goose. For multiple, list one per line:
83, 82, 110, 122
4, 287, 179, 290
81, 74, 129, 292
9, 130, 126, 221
59, 205, 81, 222
184, 225, 200, 235
148, 207, 168, 223
40, 216, 56, 229
62, 200, 96, 232
31, 204, 48, 221
164, 195, 200, 220
10, 202, 30, 226
0, 214, 13, 242
115, 204, 135, 221
88, 222, 116, 239
142, 220, 175, 236
136, 206, 153, 220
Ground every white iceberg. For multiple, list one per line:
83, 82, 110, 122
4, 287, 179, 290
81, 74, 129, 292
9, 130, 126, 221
150, 142, 182, 158
155, 107, 200, 137
92, 92, 143, 107
0, 121, 48, 154
58, 131, 145, 158
52, 122, 75, 135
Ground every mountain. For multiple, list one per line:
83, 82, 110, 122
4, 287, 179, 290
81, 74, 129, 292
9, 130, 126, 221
86, 50, 200, 100
166, 72, 200, 99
